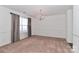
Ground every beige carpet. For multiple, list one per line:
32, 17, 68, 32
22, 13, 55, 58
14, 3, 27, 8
0, 35, 72, 53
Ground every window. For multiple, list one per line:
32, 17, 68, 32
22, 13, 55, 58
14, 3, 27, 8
20, 17, 28, 32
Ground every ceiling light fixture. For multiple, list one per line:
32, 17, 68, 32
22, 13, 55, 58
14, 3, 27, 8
39, 9, 45, 20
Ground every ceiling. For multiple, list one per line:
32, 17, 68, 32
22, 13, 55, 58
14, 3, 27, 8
3, 5, 73, 17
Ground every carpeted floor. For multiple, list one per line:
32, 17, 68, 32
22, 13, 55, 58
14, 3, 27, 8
0, 35, 72, 53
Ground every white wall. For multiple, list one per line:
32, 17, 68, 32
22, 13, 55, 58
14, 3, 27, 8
73, 5, 79, 52
66, 9, 73, 43
0, 6, 11, 46
32, 14, 66, 38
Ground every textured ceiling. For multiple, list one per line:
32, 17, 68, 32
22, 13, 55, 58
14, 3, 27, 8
3, 5, 73, 17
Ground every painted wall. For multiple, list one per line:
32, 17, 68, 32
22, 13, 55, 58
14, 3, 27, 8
0, 6, 11, 46
73, 5, 79, 52
66, 9, 73, 43
32, 14, 66, 38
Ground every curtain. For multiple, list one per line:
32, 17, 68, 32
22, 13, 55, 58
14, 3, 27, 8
11, 13, 20, 43
28, 18, 31, 37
